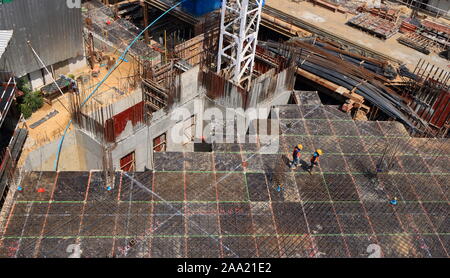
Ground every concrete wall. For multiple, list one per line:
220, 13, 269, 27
27, 55, 87, 91
110, 67, 204, 170
75, 129, 104, 170
23, 129, 103, 171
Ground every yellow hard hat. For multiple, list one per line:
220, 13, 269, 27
316, 149, 323, 155
297, 144, 303, 150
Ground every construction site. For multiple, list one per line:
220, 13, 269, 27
0, 0, 448, 258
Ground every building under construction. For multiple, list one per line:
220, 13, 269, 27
0, 0, 448, 258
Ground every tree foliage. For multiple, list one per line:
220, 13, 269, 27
20, 91, 44, 119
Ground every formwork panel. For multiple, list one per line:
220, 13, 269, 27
322, 106, 352, 120
313, 236, 349, 258
152, 203, 184, 236
20, 203, 48, 237
115, 203, 151, 237
277, 106, 302, 119
376, 235, 421, 258
216, 173, 247, 201
344, 236, 376, 258
361, 137, 388, 154
352, 174, 386, 202
300, 105, 326, 120
185, 173, 216, 201
281, 135, 314, 154
80, 214, 116, 237
151, 237, 185, 258
250, 202, 276, 235
366, 209, 404, 234
293, 91, 322, 106
409, 175, 446, 201
421, 203, 448, 234
2, 203, 29, 237
15, 172, 51, 201
0, 238, 20, 258
343, 155, 375, 173
377, 174, 419, 202
3, 238, 36, 258
280, 119, 308, 135
255, 236, 280, 257
44, 203, 83, 237
219, 203, 254, 236
338, 137, 367, 153
212, 143, 241, 153
187, 236, 221, 258
36, 238, 79, 258
52, 172, 89, 201
432, 175, 449, 200
334, 202, 374, 234
222, 236, 257, 258
87, 172, 121, 201
313, 136, 343, 154
214, 153, 243, 172
295, 173, 330, 201
242, 153, 265, 172
354, 121, 384, 137
422, 156, 450, 173
184, 152, 213, 171
246, 173, 270, 202
80, 238, 114, 258
330, 121, 359, 136
185, 203, 219, 236
118, 174, 153, 202
153, 152, 184, 171
272, 202, 308, 235
397, 208, 437, 234
378, 121, 410, 137
278, 235, 314, 258
324, 174, 359, 201
153, 172, 184, 201
266, 173, 297, 202
397, 156, 430, 174
305, 120, 334, 136
303, 202, 341, 235
318, 154, 349, 173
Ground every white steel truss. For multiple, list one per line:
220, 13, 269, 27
217, 0, 263, 90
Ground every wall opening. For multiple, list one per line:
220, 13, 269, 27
153, 133, 167, 152
120, 151, 135, 172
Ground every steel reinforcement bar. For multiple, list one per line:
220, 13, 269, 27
261, 5, 402, 65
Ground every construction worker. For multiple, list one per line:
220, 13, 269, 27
308, 149, 323, 172
290, 144, 303, 169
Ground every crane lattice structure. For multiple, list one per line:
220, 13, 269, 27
217, 0, 263, 90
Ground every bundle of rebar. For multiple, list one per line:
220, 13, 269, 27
259, 40, 421, 131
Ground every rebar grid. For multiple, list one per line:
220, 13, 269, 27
0, 92, 448, 258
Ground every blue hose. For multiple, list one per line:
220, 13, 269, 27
54, 0, 188, 171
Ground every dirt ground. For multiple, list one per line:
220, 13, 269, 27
17, 52, 139, 168
265, 0, 449, 70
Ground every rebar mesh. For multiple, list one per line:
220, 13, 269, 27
0, 91, 448, 258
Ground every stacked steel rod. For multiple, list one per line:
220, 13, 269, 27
259, 39, 424, 131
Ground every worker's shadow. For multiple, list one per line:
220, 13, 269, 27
282, 155, 310, 172
351, 159, 378, 179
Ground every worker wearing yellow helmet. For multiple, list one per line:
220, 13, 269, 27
290, 144, 303, 169
309, 149, 323, 172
